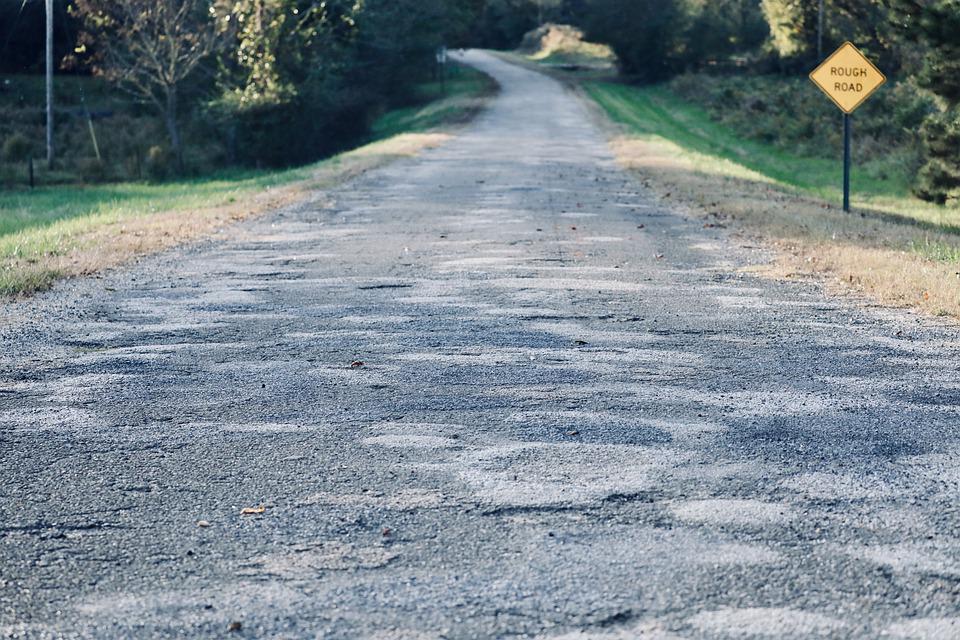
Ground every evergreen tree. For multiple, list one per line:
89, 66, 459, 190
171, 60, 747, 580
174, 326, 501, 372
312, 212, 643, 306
889, 0, 960, 203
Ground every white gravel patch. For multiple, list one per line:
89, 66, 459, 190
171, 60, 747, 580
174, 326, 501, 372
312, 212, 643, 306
670, 499, 795, 527
298, 489, 447, 510
885, 617, 960, 639
687, 607, 845, 637
844, 543, 960, 577
458, 442, 683, 507
780, 471, 904, 500
362, 434, 462, 449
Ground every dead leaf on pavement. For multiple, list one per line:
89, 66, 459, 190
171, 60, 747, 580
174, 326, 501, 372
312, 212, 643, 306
241, 505, 266, 516
350, 360, 365, 368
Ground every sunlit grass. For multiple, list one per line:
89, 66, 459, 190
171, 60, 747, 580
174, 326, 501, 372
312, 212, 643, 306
0, 67, 494, 297
371, 65, 498, 139
585, 81, 960, 231
586, 76, 960, 318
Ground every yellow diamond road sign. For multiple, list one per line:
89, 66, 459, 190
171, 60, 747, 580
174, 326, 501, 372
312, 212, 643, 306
809, 42, 886, 113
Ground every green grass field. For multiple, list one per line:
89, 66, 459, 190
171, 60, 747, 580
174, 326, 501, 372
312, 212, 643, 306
585, 81, 960, 230
0, 64, 496, 296
1, 65, 492, 240
0, 167, 314, 240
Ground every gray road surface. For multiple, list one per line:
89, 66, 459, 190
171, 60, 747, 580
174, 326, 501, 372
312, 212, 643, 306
2, 51, 960, 639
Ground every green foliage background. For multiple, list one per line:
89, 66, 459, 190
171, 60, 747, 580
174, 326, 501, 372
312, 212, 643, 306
1, 0, 958, 202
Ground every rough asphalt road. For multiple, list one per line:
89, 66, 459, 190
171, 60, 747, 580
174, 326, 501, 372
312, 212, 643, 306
3, 51, 960, 639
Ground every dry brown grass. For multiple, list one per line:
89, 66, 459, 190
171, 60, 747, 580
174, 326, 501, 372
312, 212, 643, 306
1, 133, 448, 298
608, 134, 960, 319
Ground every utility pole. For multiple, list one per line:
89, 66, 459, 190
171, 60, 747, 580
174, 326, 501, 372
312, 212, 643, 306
817, 0, 825, 60
46, 0, 54, 169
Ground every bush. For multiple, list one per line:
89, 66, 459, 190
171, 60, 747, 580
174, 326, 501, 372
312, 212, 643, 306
144, 145, 170, 181
2, 132, 34, 162
581, 0, 687, 81
77, 157, 107, 183
914, 108, 960, 204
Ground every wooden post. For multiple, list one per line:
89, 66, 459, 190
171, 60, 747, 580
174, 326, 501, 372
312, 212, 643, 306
817, 0, 824, 60
45, 0, 54, 169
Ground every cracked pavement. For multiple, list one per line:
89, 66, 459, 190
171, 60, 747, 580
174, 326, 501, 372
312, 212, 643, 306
2, 51, 960, 639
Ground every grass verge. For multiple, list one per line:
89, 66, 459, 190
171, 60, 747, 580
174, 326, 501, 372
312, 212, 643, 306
0, 65, 496, 298
585, 80, 960, 318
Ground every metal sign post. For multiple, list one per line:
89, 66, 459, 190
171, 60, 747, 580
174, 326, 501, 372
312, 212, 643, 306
809, 42, 886, 212
843, 113, 851, 212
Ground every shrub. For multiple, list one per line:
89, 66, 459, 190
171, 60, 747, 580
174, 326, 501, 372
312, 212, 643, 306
144, 145, 170, 181
2, 132, 34, 162
914, 108, 960, 204
581, 0, 687, 81
77, 158, 107, 183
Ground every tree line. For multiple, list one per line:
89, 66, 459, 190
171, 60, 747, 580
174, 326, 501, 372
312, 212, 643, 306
2, 0, 958, 202
2, 0, 481, 174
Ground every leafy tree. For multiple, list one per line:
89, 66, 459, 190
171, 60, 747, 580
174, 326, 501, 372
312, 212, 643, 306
208, 0, 361, 165
70, 0, 223, 170
685, 0, 769, 66
568, 0, 766, 79
207, 0, 481, 167
579, 0, 688, 81
211, 0, 361, 113
888, 0, 960, 203
760, 0, 815, 60
474, 0, 541, 49
760, 0, 903, 71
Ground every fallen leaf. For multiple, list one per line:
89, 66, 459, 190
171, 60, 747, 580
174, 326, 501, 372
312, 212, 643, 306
350, 360, 365, 368
655, 254, 665, 260
241, 505, 266, 516
923, 291, 931, 301
197, 520, 211, 528
566, 430, 580, 436
228, 622, 242, 632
